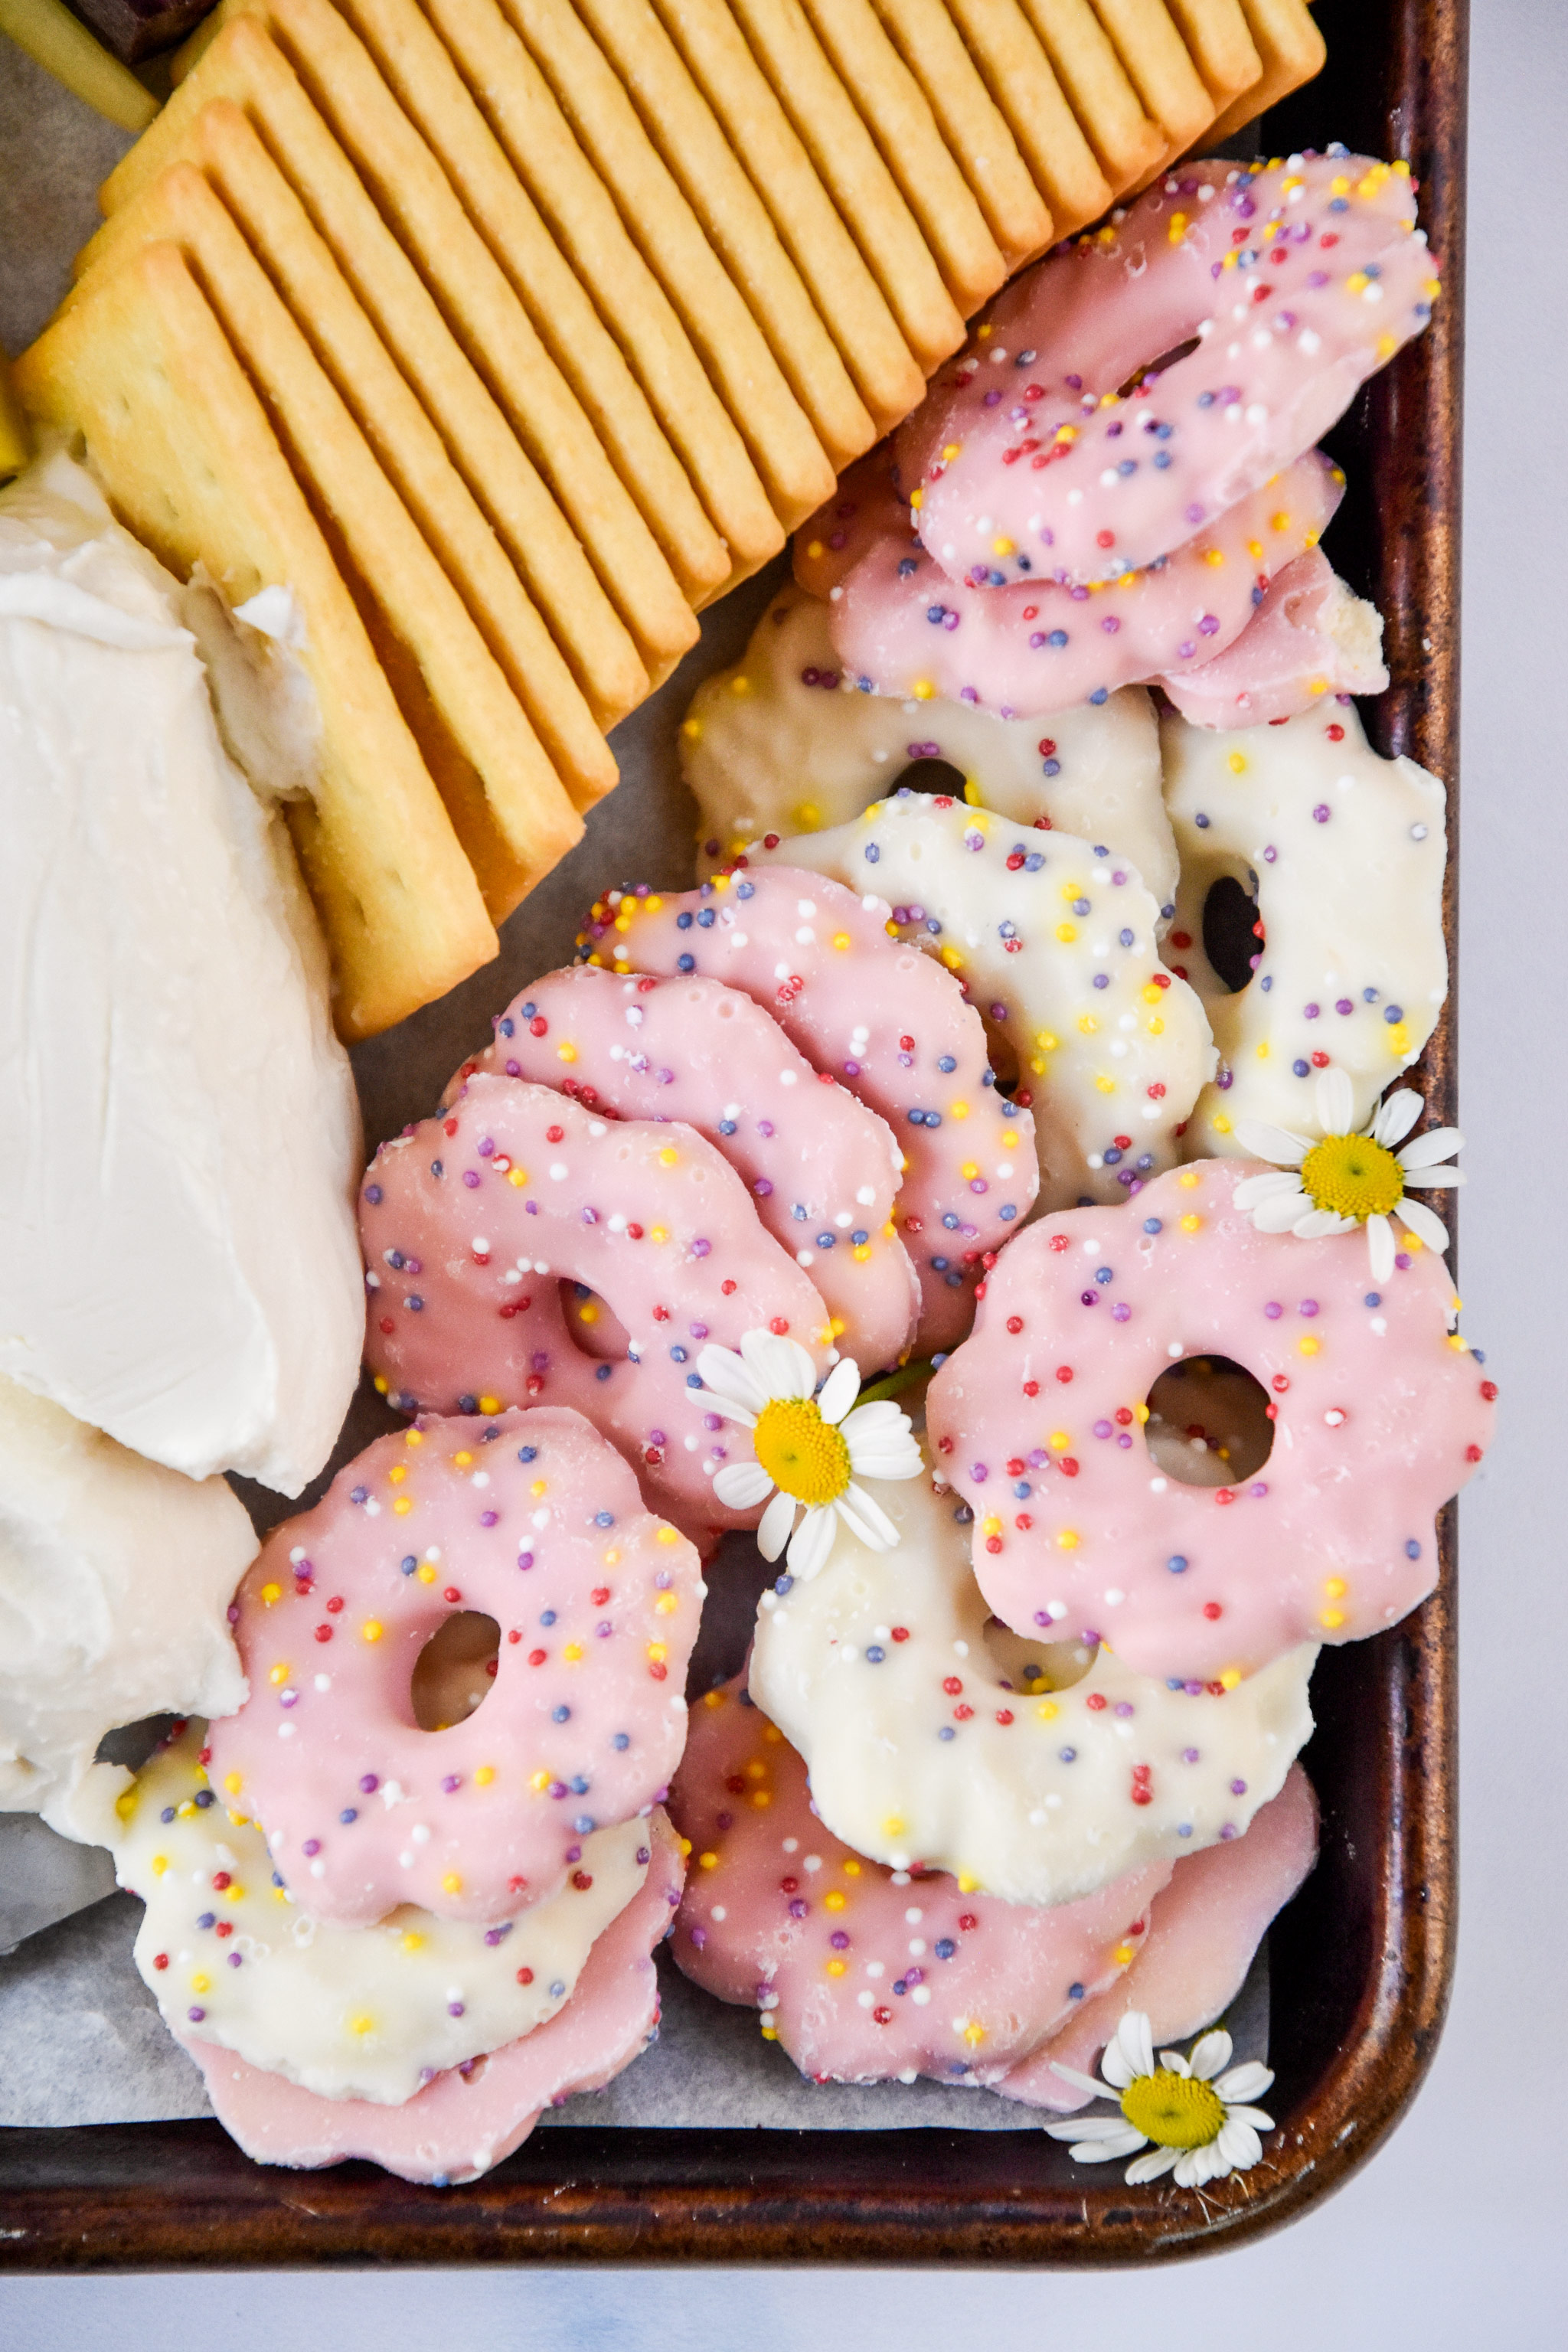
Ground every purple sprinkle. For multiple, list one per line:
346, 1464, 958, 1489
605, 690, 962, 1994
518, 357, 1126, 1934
462, 1170, 481, 1188
1313, 804, 1331, 823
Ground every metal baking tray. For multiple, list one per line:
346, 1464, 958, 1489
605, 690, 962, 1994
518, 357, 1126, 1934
0, 0, 1465, 2266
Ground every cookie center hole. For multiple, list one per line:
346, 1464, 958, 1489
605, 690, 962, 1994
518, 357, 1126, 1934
1145, 1355, 1273, 1485
411, 1610, 501, 1732
1202, 875, 1263, 994
891, 756, 968, 799
560, 1278, 629, 1361
983, 1618, 1096, 1693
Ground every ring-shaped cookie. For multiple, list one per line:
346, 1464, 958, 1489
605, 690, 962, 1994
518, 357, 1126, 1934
926, 1159, 1494, 1682
899, 152, 1435, 590
671, 1674, 1173, 2088
445, 965, 919, 1376
205, 1409, 702, 1926
1158, 549, 1388, 729
682, 583, 1175, 909
117, 1720, 655, 2102
361, 1079, 833, 1540
578, 869, 1037, 1354
177, 1811, 684, 2184
1158, 704, 1447, 1157
821, 455, 1345, 721
750, 797, 1214, 1212
750, 1452, 1315, 1903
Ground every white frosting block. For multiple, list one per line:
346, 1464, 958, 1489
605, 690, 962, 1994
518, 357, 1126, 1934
0, 1374, 250, 1844
0, 450, 363, 1493
115, 1725, 654, 2105
682, 586, 1177, 913
750, 797, 1215, 1211
1160, 704, 1448, 1156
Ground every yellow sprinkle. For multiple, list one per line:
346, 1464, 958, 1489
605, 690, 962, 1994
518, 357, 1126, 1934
223, 1772, 242, 1795
1035, 1700, 1059, 1720
1320, 1608, 1346, 1630
1307, 676, 1330, 697
508, 1167, 528, 1187
977, 325, 992, 338
441, 1873, 463, 1895
825, 1958, 847, 1977
833, 931, 851, 951
681, 717, 703, 741
418, 1565, 436, 1584
532, 1479, 547, 1498
1204, 548, 1223, 568
1178, 1171, 1200, 1189
792, 802, 822, 831
1141, 984, 1164, 1004
374, 1375, 388, 1394
260, 1582, 280, 1607
1180, 1214, 1201, 1234
1298, 1335, 1321, 1356
825, 1890, 847, 1912
1257, 1040, 1271, 1059
651, 1225, 670, 1244
350, 2014, 375, 2037
982, 1514, 1002, 1537
1346, 271, 1369, 294
750, 1790, 772, 1808
388, 1463, 407, 1485
1220, 1668, 1242, 1691
884, 1817, 906, 1838
962, 2021, 987, 2047
604, 1548, 620, 1567
1057, 1530, 1080, 1550
1057, 923, 1077, 943
1213, 1114, 1233, 1135
1247, 540, 1263, 560
578, 1302, 599, 1325
1387, 1023, 1411, 1057
1050, 1432, 1070, 1452
646, 1642, 668, 1664
843, 1860, 861, 1877
531, 1770, 551, 1792
393, 1497, 413, 1517
1135, 1403, 1150, 1423
729, 673, 751, 697
853, 1243, 871, 1262
703, 1689, 726, 1710
1095, 1075, 1116, 1094
911, 678, 936, 700
1227, 753, 1248, 774
698, 1851, 718, 1870
655, 1592, 678, 1615
940, 946, 964, 970
564, 1642, 583, 1662
224, 1885, 245, 1904
475, 1766, 495, 1787
401, 1932, 426, 1952
152, 1855, 168, 1877
910, 487, 924, 510
1078, 1014, 1098, 1036
957, 1874, 980, 1894
115, 1791, 138, 1821
656, 1527, 680, 1546
658, 1146, 679, 1167
942, 442, 962, 461
1324, 1577, 1348, 1599
1146, 1017, 1165, 1037
268, 1662, 289, 1686
763, 1726, 784, 1745
1168, 211, 1188, 242
1113, 1944, 1135, 1967
190, 1974, 210, 1994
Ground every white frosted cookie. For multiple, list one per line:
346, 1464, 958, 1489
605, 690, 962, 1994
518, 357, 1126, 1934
114, 1724, 653, 2105
750, 798, 1215, 1212
682, 585, 1176, 912
1160, 705, 1447, 1156
750, 1454, 1316, 1906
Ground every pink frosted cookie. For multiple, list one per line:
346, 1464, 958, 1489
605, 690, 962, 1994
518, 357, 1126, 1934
671, 1678, 1171, 2089
998, 1762, 1317, 2111
1159, 549, 1388, 728
178, 1809, 684, 2184
927, 1159, 1494, 1681
821, 455, 1344, 720
794, 443, 906, 603
205, 1409, 701, 1926
900, 152, 1436, 590
576, 870, 1037, 1354
443, 966, 919, 1377
361, 1077, 832, 1544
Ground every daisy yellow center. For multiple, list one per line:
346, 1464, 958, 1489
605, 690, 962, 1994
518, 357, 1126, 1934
753, 1397, 851, 1507
1120, 2069, 1227, 2150
1298, 1132, 1404, 1222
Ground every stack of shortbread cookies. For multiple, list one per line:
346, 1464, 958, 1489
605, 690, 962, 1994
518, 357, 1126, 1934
16, 0, 1321, 1037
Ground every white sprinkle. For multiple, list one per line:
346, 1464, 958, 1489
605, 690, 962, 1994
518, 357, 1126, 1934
548, 1162, 569, 1181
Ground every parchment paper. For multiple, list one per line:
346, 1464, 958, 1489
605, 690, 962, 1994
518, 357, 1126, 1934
0, 47, 1273, 2135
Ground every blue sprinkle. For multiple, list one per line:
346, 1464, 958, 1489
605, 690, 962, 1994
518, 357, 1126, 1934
401, 1556, 417, 1576
676, 911, 693, 930
339, 1808, 358, 1825
519, 1445, 537, 1462
612, 1733, 630, 1750
939, 1726, 956, 1742
1168, 1556, 1188, 1574
1405, 1540, 1422, 1560
1068, 1982, 1086, 2001
865, 1645, 886, 1664
736, 881, 754, 899
677, 953, 696, 973
594, 1511, 614, 1527
865, 844, 880, 863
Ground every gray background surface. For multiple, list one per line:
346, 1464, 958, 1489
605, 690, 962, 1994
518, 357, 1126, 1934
1, 0, 1562, 2338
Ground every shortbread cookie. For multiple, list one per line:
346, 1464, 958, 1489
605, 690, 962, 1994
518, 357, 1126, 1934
942, 0, 1113, 240
18, 243, 495, 1037
1014, 0, 1165, 194
1203, 0, 1325, 147
1084, 0, 1214, 165
1165, 0, 1261, 116
867, 0, 1053, 268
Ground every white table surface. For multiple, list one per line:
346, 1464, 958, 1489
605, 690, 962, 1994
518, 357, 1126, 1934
2, 0, 1560, 2338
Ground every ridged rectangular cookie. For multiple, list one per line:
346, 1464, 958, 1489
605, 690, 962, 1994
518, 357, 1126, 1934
1203, 0, 1325, 145
17, 243, 497, 1040
1014, 0, 1167, 195
868, 0, 1054, 269
942, 0, 1114, 240
1085, 0, 1217, 168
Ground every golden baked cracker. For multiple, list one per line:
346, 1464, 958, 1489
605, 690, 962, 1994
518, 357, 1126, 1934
1202, 0, 1325, 145
69, 164, 583, 923
795, 0, 1005, 316
418, 0, 783, 580
1014, 0, 1166, 194
1084, 0, 1215, 162
489, 0, 833, 531
1164, 0, 1260, 113
648, 0, 924, 434
867, 0, 1052, 270
569, 0, 873, 475
298, 0, 728, 610
78, 99, 617, 813
942, 0, 1113, 240
724, 0, 965, 375
166, 0, 694, 701
17, 243, 496, 1040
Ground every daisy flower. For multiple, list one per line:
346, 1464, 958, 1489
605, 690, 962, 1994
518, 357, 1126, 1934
696, 1330, 923, 1582
1045, 2011, 1276, 2188
1232, 1067, 1463, 1283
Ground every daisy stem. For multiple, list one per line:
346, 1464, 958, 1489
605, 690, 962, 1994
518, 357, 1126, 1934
856, 1358, 937, 1406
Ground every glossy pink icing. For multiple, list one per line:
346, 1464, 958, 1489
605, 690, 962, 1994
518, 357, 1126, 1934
900, 153, 1435, 589
1159, 549, 1388, 727
927, 1158, 1494, 1680
794, 443, 905, 602
670, 1678, 1171, 2089
178, 1809, 684, 2183
360, 1077, 831, 1544
443, 966, 920, 1376
577, 870, 1038, 1353
206, 1410, 700, 1926
998, 1762, 1317, 2110
822, 455, 1343, 718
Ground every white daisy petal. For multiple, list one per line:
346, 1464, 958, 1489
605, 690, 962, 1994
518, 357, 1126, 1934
1397, 1125, 1463, 1168
1125, 2145, 1182, 2185
1366, 1211, 1396, 1283
1048, 2062, 1116, 2100
1233, 1120, 1312, 1165
1315, 1067, 1355, 1134
696, 1344, 769, 1416
1044, 2113, 1139, 2144
1372, 1088, 1426, 1148
712, 1459, 775, 1511
1213, 2060, 1272, 2103
786, 1502, 838, 1583
846, 1429, 923, 1480
835, 1481, 900, 1550
1250, 1187, 1315, 1233
1232, 1171, 1307, 1207
1396, 1196, 1452, 1254
1156, 2052, 1191, 2079
741, 1328, 817, 1400
815, 1357, 863, 1426
1292, 1207, 1355, 1240
756, 1488, 798, 1563
1068, 2129, 1148, 2164
1402, 1166, 1464, 1188
1187, 2030, 1233, 2082
1217, 2116, 1263, 2171
837, 1399, 907, 1439
1222, 2106, 1276, 2132
1116, 2011, 1155, 2083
